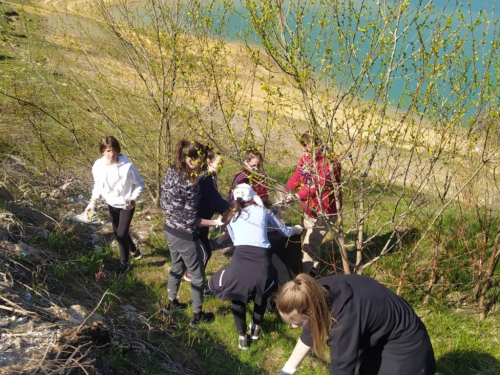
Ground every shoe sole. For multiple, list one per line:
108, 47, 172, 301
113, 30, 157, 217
131, 252, 142, 260
184, 276, 192, 282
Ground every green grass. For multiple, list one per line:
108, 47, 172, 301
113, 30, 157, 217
427, 309, 500, 374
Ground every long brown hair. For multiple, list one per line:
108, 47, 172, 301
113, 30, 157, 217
275, 273, 332, 358
174, 139, 206, 182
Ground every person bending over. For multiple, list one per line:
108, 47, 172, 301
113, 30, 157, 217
209, 183, 302, 350
275, 273, 435, 375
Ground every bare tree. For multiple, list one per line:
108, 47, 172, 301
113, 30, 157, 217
243, 0, 500, 299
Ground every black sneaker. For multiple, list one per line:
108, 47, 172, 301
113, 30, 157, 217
130, 249, 142, 260
189, 311, 215, 328
238, 334, 249, 350
203, 286, 214, 298
162, 299, 188, 314
117, 263, 130, 277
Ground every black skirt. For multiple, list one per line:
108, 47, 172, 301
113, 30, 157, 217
208, 245, 276, 305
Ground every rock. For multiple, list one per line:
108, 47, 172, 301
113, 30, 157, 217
35, 230, 48, 240
49, 178, 81, 198
90, 233, 100, 244
0, 241, 40, 261
445, 291, 468, 304
66, 305, 102, 325
122, 304, 137, 312
0, 183, 13, 202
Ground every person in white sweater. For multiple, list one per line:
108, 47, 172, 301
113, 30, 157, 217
85, 136, 144, 274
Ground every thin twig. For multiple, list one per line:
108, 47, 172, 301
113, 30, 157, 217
0, 304, 35, 316
77, 289, 120, 330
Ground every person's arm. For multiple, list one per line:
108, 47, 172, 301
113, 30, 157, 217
285, 166, 303, 192
278, 338, 311, 375
128, 164, 145, 203
160, 169, 171, 215
267, 210, 299, 237
184, 183, 201, 227
195, 217, 221, 227
86, 161, 101, 213
200, 176, 230, 214
297, 183, 316, 201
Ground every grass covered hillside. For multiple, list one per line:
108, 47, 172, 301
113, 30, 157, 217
2, 0, 500, 374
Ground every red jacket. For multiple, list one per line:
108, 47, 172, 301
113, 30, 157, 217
286, 151, 342, 217
228, 168, 269, 202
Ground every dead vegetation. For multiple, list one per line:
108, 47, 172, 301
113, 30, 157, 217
0, 155, 197, 375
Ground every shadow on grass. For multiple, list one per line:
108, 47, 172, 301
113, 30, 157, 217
322, 226, 420, 273
436, 350, 500, 375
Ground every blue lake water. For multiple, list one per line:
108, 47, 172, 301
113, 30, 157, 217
118, 0, 500, 112
222, 0, 500, 108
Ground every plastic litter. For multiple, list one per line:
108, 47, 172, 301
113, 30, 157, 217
70, 212, 97, 223
90, 233, 100, 244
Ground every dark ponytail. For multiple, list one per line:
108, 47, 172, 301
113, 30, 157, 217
221, 198, 252, 225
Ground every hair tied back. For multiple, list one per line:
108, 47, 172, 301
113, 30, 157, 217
293, 280, 300, 285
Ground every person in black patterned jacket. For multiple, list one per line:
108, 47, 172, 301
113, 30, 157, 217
160, 139, 222, 328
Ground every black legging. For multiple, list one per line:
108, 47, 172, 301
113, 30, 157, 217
108, 205, 136, 265
231, 300, 266, 335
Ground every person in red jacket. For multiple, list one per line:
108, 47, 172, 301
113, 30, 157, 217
228, 149, 270, 206
285, 132, 342, 275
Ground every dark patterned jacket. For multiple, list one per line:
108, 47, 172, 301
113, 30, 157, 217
161, 166, 200, 240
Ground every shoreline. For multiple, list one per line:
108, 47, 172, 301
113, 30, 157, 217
5, 0, 471, 159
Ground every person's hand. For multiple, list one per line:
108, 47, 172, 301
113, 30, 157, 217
85, 201, 95, 214
214, 216, 224, 228
124, 199, 136, 210
293, 225, 303, 235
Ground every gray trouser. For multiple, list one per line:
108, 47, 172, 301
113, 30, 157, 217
164, 230, 205, 312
